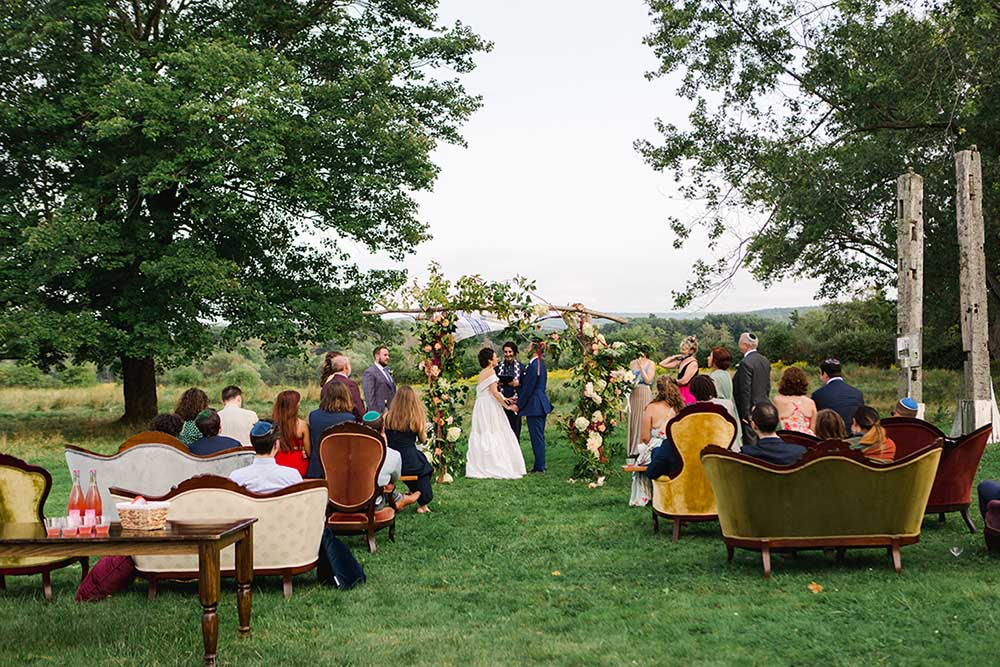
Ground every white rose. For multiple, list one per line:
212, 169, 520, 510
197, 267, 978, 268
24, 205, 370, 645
596, 334, 607, 345
594, 378, 608, 393
586, 431, 603, 453
583, 382, 595, 397
446, 426, 461, 442
532, 303, 551, 318
611, 341, 626, 349
591, 410, 604, 423
582, 323, 596, 338
574, 416, 591, 431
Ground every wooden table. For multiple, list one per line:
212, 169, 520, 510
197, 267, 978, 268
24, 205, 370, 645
0, 519, 256, 666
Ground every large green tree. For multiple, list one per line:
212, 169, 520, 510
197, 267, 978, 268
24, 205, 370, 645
640, 0, 1000, 358
0, 1, 488, 421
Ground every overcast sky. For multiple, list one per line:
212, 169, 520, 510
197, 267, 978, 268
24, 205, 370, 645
352, 0, 823, 314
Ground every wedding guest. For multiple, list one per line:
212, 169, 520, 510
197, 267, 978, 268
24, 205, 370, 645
148, 413, 183, 438
174, 388, 210, 446
977, 480, 1000, 519
813, 409, 848, 440
271, 390, 311, 476
850, 406, 896, 463
188, 409, 241, 456
708, 346, 735, 404
496, 342, 525, 439
362, 345, 397, 414
305, 382, 358, 478
688, 374, 742, 446
218, 385, 258, 446
360, 411, 420, 512
811, 358, 864, 432
321, 353, 365, 421
627, 347, 656, 462
892, 397, 919, 418
773, 367, 817, 435
229, 421, 303, 494
382, 386, 435, 514
634, 376, 686, 504
319, 350, 339, 386
740, 402, 807, 465
660, 336, 699, 404
733, 332, 771, 446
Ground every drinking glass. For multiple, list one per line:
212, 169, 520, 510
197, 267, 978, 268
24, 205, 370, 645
95, 517, 111, 537
43, 517, 61, 538
61, 522, 78, 538
78, 521, 93, 537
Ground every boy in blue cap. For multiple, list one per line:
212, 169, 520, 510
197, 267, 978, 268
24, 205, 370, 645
892, 397, 919, 418
229, 421, 303, 493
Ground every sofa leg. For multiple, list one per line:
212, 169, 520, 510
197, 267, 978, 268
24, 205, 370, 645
282, 575, 293, 599
0, 575, 5, 590
651, 512, 659, 535
148, 578, 158, 600
835, 547, 847, 563
389, 520, 396, 542
938, 512, 946, 523
367, 530, 377, 554
726, 545, 734, 563
80, 557, 90, 580
671, 520, 681, 543
960, 507, 977, 533
761, 545, 772, 579
891, 541, 902, 574
42, 571, 53, 602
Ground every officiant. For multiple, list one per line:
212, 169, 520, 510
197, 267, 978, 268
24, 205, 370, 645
497, 341, 525, 439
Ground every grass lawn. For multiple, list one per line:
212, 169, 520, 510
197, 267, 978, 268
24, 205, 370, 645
1, 380, 999, 666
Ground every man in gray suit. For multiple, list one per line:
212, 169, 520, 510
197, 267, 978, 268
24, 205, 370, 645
733, 332, 771, 446
362, 345, 396, 414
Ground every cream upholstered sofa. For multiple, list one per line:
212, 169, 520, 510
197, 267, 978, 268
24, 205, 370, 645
65, 441, 253, 520
110, 476, 328, 598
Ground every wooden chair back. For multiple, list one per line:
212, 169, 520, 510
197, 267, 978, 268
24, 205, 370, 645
319, 422, 386, 513
118, 431, 186, 451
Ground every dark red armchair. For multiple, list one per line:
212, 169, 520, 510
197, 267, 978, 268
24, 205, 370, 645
882, 417, 946, 459
925, 423, 993, 532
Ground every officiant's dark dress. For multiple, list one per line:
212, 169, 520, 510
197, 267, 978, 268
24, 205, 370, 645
496, 358, 524, 439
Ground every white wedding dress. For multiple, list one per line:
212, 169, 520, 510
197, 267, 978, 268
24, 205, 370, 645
466, 375, 527, 479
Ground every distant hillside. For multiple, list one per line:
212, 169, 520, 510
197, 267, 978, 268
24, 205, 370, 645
603, 306, 822, 324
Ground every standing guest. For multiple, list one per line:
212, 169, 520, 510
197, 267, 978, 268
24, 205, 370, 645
811, 358, 864, 432
229, 421, 303, 494
271, 390, 311, 476
849, 406, 896, 463
632, 376, 685, 505
892, 397, 919, 418
660, 336, 699, 404
626, 347, 656, 462
517, 343, 553, 473
305, 382, 358, 479
218, 385, 258, 446
688, 374, 742, 446
321, 353, 365, 421
362, 345, 397, 414
813, 409, 848, 441
773, 367, 817, 435
740, 402, 807, 465
319, 350, 339, 386
708, 347, 735, 404
174, 388, 210, 446
188, 409, 242, 456
496, 342, 526, 440
382, 386, 435, 514
733, 333, 771, 446
148, 413, 183, 438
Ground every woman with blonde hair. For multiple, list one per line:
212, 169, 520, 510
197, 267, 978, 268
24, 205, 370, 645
814, 408, 847, 441
630, 376, 685, 506
304, 382, 356, 478
660, 336, 699, 405
272, 390, 311, 476
773, 366, 817, 435
626, 345, 656, 462
383, 385, 435, 513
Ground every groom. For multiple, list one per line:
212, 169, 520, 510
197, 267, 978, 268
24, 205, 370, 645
517, 345, 552, 473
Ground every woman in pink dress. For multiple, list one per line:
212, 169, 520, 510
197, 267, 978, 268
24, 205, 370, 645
659, 336, 700, 404
773, 366, 817, 435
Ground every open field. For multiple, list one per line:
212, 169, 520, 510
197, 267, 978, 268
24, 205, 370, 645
1, 368, 999, 666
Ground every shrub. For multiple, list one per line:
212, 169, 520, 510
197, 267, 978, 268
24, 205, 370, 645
0, 363, 52, 387
164, 365, 205, 386
58, 364, 98, 386
222, 365, 262, 390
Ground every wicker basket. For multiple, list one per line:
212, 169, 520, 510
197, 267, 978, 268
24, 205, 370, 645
116, 500, 170, 531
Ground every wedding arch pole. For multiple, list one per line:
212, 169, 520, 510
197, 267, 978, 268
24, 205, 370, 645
895, 169, 924, 405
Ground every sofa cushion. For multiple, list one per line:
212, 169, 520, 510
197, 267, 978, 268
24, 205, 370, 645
328, 507, 395, 525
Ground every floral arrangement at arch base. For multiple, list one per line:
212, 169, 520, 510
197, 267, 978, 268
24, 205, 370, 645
559, 308, 634, 483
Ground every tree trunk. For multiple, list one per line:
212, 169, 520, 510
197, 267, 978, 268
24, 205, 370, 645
120, 356, 158, 424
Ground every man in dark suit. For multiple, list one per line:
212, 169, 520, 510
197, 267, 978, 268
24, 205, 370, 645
733, 332, 771, 446
361, 345, 396, 414
740, 402, 807, 465
516, 348, 552, 473
811, 358, 864, 432
322, 354, 365, 421
496, 341, 525, 439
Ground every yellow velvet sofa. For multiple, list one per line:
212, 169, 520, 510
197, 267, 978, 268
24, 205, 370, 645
651, 403, 738, 541
701, 441, 942, 578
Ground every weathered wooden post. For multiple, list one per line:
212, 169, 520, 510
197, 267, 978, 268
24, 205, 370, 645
896, 169, 923, 404
954, 146, 995, 434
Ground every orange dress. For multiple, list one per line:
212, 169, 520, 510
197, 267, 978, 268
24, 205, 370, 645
275, 436, 309, 476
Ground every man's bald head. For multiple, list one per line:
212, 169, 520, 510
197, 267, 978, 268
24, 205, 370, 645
332, 354, 350, 373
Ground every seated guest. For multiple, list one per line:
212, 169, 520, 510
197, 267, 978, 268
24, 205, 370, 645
188, 409, 242, 456
229, 421, 303, 493
218, 385, 259, 446
850, 406, 896, 463
362, 410, 421, 511
740, 402, 807, 465
977, 480, 1000, 519
148, 413, 183, 438
892, 397, 919, 418
174, 387, 209, 446
272, 390, 311, 476
305, 382, 358, 479
640, 377, 686, 495
688, 374, 742, 445
773, 366, 816, 435
813, 408, 848, 441
382, 386, 435, 514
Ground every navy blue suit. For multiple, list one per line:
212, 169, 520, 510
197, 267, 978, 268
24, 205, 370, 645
517, 357, 552, 471
811, 378, 865, 432
740, 436, 807, 466
496, 359, 525, 439
646, 441, 683, 480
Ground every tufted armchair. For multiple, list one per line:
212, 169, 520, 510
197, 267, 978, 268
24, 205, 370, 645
66, 442, 253, 520
110, 476, 328, 598
0, 454, 89, 600
651, 403, 737, 541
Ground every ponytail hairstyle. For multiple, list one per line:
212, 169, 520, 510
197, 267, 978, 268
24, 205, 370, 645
855, 405, 887, 448
320, 351, 339, 386
652, 375, 685, 413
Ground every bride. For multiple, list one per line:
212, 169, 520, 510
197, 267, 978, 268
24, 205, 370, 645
466, 347, 527, 479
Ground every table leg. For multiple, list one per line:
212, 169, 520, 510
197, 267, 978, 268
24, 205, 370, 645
198, 543, 221, 667
235, 527, 253, 638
